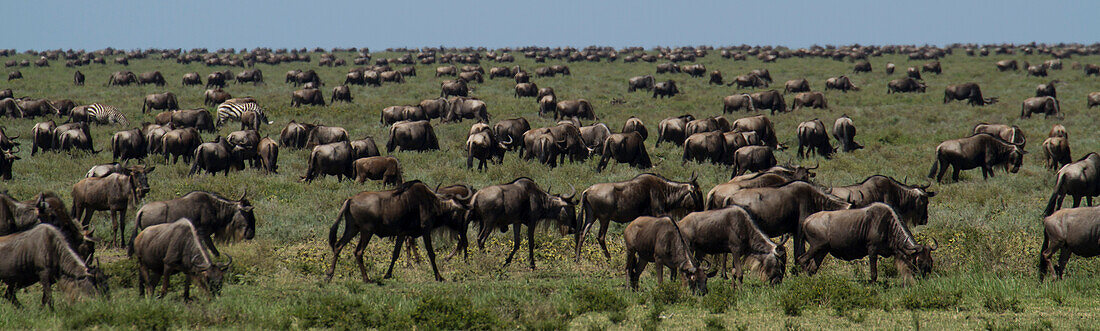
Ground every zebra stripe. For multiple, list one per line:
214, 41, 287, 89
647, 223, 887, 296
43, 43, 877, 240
84, 103, 128, 126
216, 101, 271, 126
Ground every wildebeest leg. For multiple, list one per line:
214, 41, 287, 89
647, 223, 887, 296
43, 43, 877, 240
326, 226, 360, 282
527, 223, 537, 269
1072, 196, 1082, 208
354, 232, 373, 283
182, 275, 192, 302
626, 249, 641, 290
798, 243, 827, 276
138, 264, 149, 297
80, 209, 94, 229
159, 268, 172, 298
1038, 235, 1059, 282
39, 273, 52, 308
867, 253, 879, 283
202, 235, 221, 257
1055, 249, 1072, 280
117, 209, 127, 248
951, 165, 960, 182
729, 248, 745, 285
383, 235, 405, 280
405, 237, 421, 264
655, 263, 665, 286
503, 224, 523, 268
4, 284, 19, 308
597, 220, 612, 261
1088, 197, 1093, 206
422, 234, 444, 281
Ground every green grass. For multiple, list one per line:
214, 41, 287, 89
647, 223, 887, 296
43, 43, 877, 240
3, 48, 1100, 329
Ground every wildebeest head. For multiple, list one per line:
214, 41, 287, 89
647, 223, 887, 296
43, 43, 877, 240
901, 238, 937, 278
677, 172, 705, 213
75, 258, 110, 299
191, 253, 232, 296
124, 164, 155, 197
1006, 144, 1027, 173
761, 235, 789, 285
230, 191, 257, 240
546, 185, 578, 234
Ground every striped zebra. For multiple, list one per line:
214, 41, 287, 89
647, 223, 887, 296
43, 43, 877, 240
216, 99, 272, 127
78, 103, 129, 126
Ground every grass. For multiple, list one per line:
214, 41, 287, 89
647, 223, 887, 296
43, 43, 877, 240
2, 47, 1100, 329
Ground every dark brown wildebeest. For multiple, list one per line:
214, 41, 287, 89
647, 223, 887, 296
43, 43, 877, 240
791, 92, 827, 110
730, 145, 778, 177
418, 98, 449, 119
525, 133, 563, 167
887, 77, 927, 93
724, 181, 850, 259
349, 136, 380, 160
828, 175, 935, 227
1026, 62, 1048, 77
143, 123, 170, 156
538, 94, 557, 117
1038, 206, 1100, 280
74, 71, 84, 85
682, 132, 727, 165
255, 137, 279, 173
206, 72, 227, 88
731, 115, 780, 149
685, 116, 731, 136
137, 71, 166, 86
621, 116, 647, 141
235, 69, 263, 85
7, 71, 20, 81
729, 74, 768, 89
577, 173, 701, 260
1050, 124, 1068, 139
1085, 64, 1100, 76
331, 85, 352, 103
20, 192, 97, 260
443, 97, 489, 123
750, 68, 772, 83
380, 105, 425, 125
832, 115, 863, 152
1036, 80, 1058, 99
305, 125, 349, 149
107, 71, 137, 86
293, 69, 321, 86
326, 181, 469, 282
182, 72, 202, 86
1020, 96, 1061, 119
652, 80, 680, 98
722, 94, 755, 113
656, 114, 695, 147
972, 123, 1026, 148
679, 207, 787, 285
922, 61, 942, 74
521, 124, 589, 164
161, 128, 201, 164
537, 87, 555, 101
387, 120, 439, 152
493, 118, 530, 152
18, 99, 60, 118
1044, 153, 1100, 216
189, 136, 241, 176
468, 178, 575, 269
111, 128, 146, 161
852, 61, 872, 73
798, 203, 936, 283
551, 64, 570, 75
514, 82, 537, 98
465, 130, 507, 170
71, 171, 147, 245
50, 99, 76, 117
203, 88, 231, 106
944, 83, 998, 106
784, 79, 810, 94
0, 147, 18, 180
440, 79, 469, 98
53, 122, 98, 153
1043, 137, 1071, 171
797, 119, 834, 158
906, 67, 922, 80
457, 71, 481, 84
226, 130, 261, 169
927, 133, 1026, 182
132, 219, 230, 300
489, 67, 512, 79
0, 126, 18, 151
514, 71, 530, 83
435, 65, 457, 77
555, 99, 596, 120
596, 132, 651, 172
705, 165, 816, 210
708, 70, 724, 85
280, 121, 316, 149
1088, 92, 1100, 109
130, 190, 256, 257
301, 141, 354, 182
750, 90, 787, 114
291, 88, 324, 107
824, 76, 858, 92
0, 192, 46, 235
683, 64, 706, 77
655, 63, 679, 74
624, 216, 711, 294
352, 156, 403, 186
996, 59, 1018, 71
0, 224, 106, 307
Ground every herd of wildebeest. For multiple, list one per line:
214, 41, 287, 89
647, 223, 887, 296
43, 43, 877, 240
3, 43, 1100, 306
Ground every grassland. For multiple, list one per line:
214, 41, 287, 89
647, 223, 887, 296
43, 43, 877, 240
1, 47, 1100, 329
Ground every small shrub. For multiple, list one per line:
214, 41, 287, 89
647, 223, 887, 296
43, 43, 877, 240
64, 300, 186, 330
982, 291, 1022, 313
607, 310, 627, 324
570, 284, 628, 315
290, 292, 392, 330
410, 294, 499, 330
701, 284, 736, 314
704, 316, 725, 330
778, 276, 878, 316
900, 286, 963, 310
641, 303, 665, 331
651, 281, 684, 305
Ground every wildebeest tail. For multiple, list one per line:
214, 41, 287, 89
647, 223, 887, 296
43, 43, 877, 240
927, 158, 939, 179
328, 199, 352, 251
1044, 174, 1065, 216
127, 209, 145, 256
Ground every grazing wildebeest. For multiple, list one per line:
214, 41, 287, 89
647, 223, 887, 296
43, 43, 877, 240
682, 131, 727, 165
972, 123, 1026, 148
161, 128, 201, 164
1088, 92, 1100, 109
1036, 80, 1059, 99
0, 126, 18, 151
784, 79, 810, 94
832, 115, 863, 152
885, 63, 896, 74
465, 130, 507, 170
722, 94, 755, 113
443, 97, 489, 123
493, 118, 530, 152
1020, 96, 1062, 119
790, 92, 827, 110
944, 83, 998, 106
0, 148, 19, 180
331, 85, 352, 103
305, 125, 349, 149
205, 72, 227, 88
652, 80, 680, 98
828, 175, 935, 227
538, 95, 557, 117
203, 88, 231, 106
182, 72, 202, 86
131, 219, 230, 300
750, 90, 787, 114
0, 224, 106, 307
380, 105, 426, 125
142, 92, 178, 113
352, 156, 403, 186
922, 61, 942, 74
621, 116, 647, 141
386, 120, 439, 152
853, 61, 872, 73
686, 116, 731, 136
1043, 137, 1071, 171
705, 165, 817, 210
596, 132, 651, 172
730, 74, 768, 89
254, 137, 278, 173
824, 76, 858, 92
656, 114, 695, 147
279, 121, 316, 149
578, 123, 611, 154
168, 109, 215, 133
107, 71, 137, 86
723, 181, 850, 259
1044, 153, 1100, 216
111, 128, 146, 161
301, 141, 354, 182
555, 99, 596, 121
235, 69, 263, 85
129, 190, 256, 257
996, 59, 1018, 71
291, 88, 325, 107
74, 71, 84, 85
798, 203, 937, 283
1085, 64, 1100, 76
0, 192, 46, 236
189, 137, 241, 176
577, 173, 701, 260
679, 206, 787, 285
514, 82, 537, 98
418, 98, 449, 119
730, 146, 778, 177
71, 171, 147, 245
1038, 206, 1100, 280
797, 119, 834, 158
137, 71, 166, 86
927, 133, 1026, 182
468, 178, 576, 269
440, 79, 469, 98
887, 77, 927, 93
326, 181, 470, 282
624, 216, 711, 294
708, 70, 724, 85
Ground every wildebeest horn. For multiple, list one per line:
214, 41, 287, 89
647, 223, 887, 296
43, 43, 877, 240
434, 183, 442, 192
778, 234, 791, 246
929, 238, 939, 251
9, 146, 19, 154
563, 185, 576, 200
192, 254, 211, 270
902, 176, 909, 185
455, 186, 473, 201
808, 162, 819, 170
239, 188, 249, 200
689, 171, 698, 183
218, 254, 233, 269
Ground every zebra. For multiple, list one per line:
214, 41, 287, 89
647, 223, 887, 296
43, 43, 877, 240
216, 99, 272, 127
76, 103, 129, 126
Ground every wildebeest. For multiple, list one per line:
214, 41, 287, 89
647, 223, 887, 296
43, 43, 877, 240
206, 72, 227, 88
749, 90, 787, 114
656, 114, 695, 147
577, 173, 701, 260
887, 77, 927, 93
853, 61, 872, 73
161, 128, 201, 164
996, 59, 1018, 71
596, 132, 651, 172
514, 82, 537, 98
235, 69, 263, 85
326, 181, 469, 282
824, 76, 858, 92
443, 97, 489, 123
331, 85, 352, 103
380, 105, 426, 125
386, 120, 439, 152
1043, 137, 1071, 171
682, 132, 727, 165
0, 224, 106, 307
832, 115, 863, 152
352, 156, 403, 186
1036, 80, 1058, 99
107, 71, 137, 86
132, 219, 230, 300
679, 206, 787, 285
722, 93, 755, 113
555, 99, 596, 121
922, 61, 942, 74
624, 216, 711, 294
652, 80, 679, 98
182, 72, 202, 86
784, 79, 810, 94
538, 95, 557, 117
440, 79, 469, 98
621, 116, 647, 141
203, 88, 231, 106
465, 129, 507, 170
305, 125, 349, 149
1038, 206, 1100, 280
71, 171, 148, 245
53, 122, 97, 153
972, 123, 1026, 148
301, 141, 354, 182
798, 203, 936, 283
944, 83, 998, 106
168, 109, 215, 133
521, 123, 589, 165
111, 128, 146, 161
1044, 153, 1100, 216
141, 93, 178, 114
74, 71, 84, 85
828, 175, 935, 227
0, 192, 46, 236
724, 181, 851, 259
493, 118, 530, 152
1020, 96, 1061, 119
1026, 62, 1048, 77
927, 133, 1026, 182
1085, 64, 1100, 76
578, 123, 611, 153
708, 70, 724, 85
279, 121, 316, 149
686, 116, 731, 136
418, 98, 449, 119
796, 119, 834, 158
0, 126, 18, 151
137, 71, 166, 86
730, 74, 768, 89
790, 92, 827, 110
906, 67, 922, 80
189, 137, 241, 176
291, 88, 325, 107
468, 178, 576, 269
731, 114, 781, 149
705, 165, 816, 210
130, 189, 255, 256
1088, 92, 1100, 109
0, 147, 18, 180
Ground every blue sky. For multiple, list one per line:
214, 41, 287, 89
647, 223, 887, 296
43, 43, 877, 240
2, 0, 1095, 50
